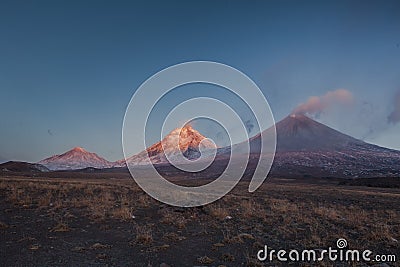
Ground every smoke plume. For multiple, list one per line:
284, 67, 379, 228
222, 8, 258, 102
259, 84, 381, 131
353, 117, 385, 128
388, 90, 400, 124
292, 89, 353, 116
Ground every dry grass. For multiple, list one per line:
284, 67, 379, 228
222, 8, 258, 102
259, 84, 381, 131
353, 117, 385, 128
223, 229, 255, 244
208, 203, 230, 220
240, 199, 267, 220
159, 209, 188, 229
197, 255, 214, 264
111, 206, 133, 220
220, 252, 235, 262
0, 220, 8, 229
135, 225, 153, 245
50, 222, 70, 232
163, 232, 186, 242
90, 242, 111, 249
2, 178, 398, 251
160, 211, 175, 224
0, 177, 399, 266
0, 179, 142, 222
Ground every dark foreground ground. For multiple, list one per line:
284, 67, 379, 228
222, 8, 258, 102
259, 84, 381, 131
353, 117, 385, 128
0, 172, 399, 267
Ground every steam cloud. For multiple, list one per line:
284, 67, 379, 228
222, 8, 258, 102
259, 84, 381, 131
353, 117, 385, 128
292, 89, 354, 116
388, 90, 400, 124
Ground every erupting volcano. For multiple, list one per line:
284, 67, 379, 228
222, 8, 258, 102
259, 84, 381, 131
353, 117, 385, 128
240, 114, 400, 178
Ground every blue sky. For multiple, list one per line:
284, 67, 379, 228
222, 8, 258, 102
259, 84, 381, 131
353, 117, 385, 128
1, 0, 400, 162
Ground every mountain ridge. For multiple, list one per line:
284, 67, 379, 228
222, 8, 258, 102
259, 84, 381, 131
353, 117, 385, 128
0, 161, 49, 172
34, 115, 400, 177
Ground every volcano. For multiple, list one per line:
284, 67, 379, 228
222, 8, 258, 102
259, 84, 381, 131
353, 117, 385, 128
38, 147, 113, 170
241, 114, 400, 178
271, 114, 365, 152
117, 125, 217, 166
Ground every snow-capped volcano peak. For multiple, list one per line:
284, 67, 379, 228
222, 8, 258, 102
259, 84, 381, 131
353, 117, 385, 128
71, 146, 86, 153
159, 124, 216, 153
38, 147, 112, 170
118, 125, 216, 166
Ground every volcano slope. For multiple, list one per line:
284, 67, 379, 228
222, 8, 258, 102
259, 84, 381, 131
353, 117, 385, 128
213, 114, 400, 179
268, 114, 400, 178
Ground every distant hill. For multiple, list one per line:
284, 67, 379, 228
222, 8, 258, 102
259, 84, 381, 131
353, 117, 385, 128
0, 161, 49, 172
38, 147, 113, 170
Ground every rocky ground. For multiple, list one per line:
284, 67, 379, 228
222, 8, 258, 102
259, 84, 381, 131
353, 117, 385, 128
0, 172, 399, 266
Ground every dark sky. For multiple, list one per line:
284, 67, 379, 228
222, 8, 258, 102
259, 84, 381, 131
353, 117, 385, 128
1, 0, 400, 162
